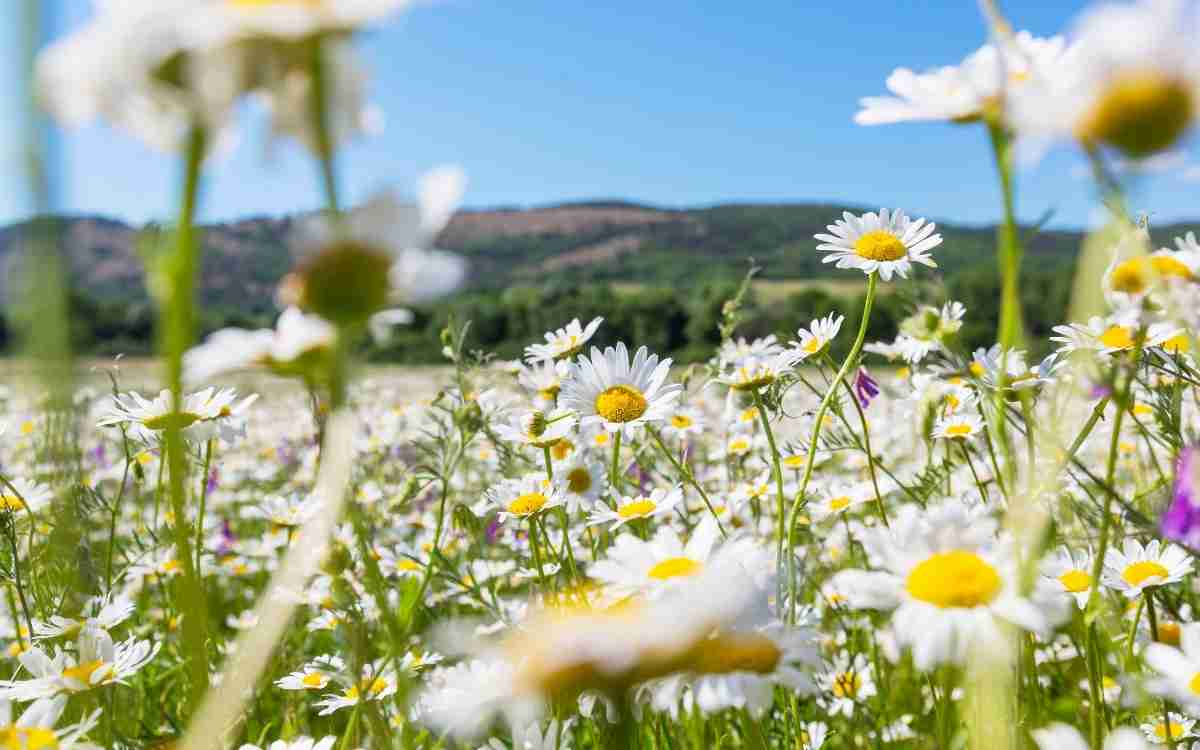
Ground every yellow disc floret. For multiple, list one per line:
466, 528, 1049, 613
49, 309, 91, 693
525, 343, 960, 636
647, 557, 702, 580
566, 468, 592, 494
595, 385, 649, 423
617, 499, 656, 519
1058, 569, 1090, 593
1122, 560, 1169, 587
1076, 72, 1195, 158
905, 550, 1002, 608
688, 633, 783, 675
508, 492, 549, 516
853, 230, 908, 262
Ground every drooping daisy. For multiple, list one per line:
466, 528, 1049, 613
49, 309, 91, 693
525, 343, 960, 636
587, 487, 683, 530
560, 343, 681, 436
794, 314, 844, 360
815, 209, 941, 281
1040, 547, 1095, 608
831, 502, 1068, 670
932, 412, 984, 441
855, 31, 1071, 125
493, 408, 578, 450
487, 475, 566, 524
589, 518, 722, 598
1102, 539, 1192, 598
525, 318, 604, 363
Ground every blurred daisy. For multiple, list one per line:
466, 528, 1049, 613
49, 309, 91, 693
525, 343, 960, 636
526, 318, 604, 363
1144, 622, 1200, 711
1033, 723, 1149, 750
557, 457, 608, 513
818, 652, 876, 717
1102, 539, 1191, 597
97, 387, 256, 443
560, 343, 681, 437
1140, 713, 1195, 745
0, 696, 100, 750
0, 478, 52, 515
1050, 316, 1179, 356
0, 628, 160, 700
719, 335, 785, 368
663, 407, 705, 439
815, 209, 941, 281
810, 483, 873, 523
932, 413, 984, 441
589, 519, 722, 598
184, 306, 335, 385
587, 487, 683, 530
519, 360, 568, 408
718, 350, 802, 392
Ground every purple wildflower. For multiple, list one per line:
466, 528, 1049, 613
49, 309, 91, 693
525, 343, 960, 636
1162, 446, 1200, 550
485, 517, 501, 544
854, 368, 880, 409
216, 519, 237, 555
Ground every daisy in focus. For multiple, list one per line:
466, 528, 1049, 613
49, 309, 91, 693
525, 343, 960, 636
815, 209, 942, 281
560, 343, 681, 437
1102, 539, 1192, 598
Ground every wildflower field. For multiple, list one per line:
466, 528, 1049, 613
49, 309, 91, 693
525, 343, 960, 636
6, 1, 1200, 749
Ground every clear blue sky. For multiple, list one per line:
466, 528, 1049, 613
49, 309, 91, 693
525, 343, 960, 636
1, 0, 1198, 229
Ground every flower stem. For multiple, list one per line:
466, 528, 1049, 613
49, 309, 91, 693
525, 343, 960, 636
309, 36, 341, 214
987, 121, 1026, 349
610, 431, 623, 495
786, 272, 877, 622
648, 426, 726, 537
751, 387, 788, 552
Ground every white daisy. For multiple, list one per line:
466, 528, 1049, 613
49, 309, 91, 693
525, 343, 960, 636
494, 408, 578, 450
831, 502, 1068, 670
1140, 713, 1195, 745
518, 360, 568, 408
96, 387, 257, 442
815, 209, 941, 281
239, 738, 336, 750
809, 482, 874, 523
184, 306, 335, 385
717, 350, 802, 392
0, 628, 160, 701
557, 456, 609, 513
560, 343, 681, 437
818, 652, 877, 718
0, 478, 53, 515
932, 412, 984, 441
718, 335, 785, 368
587, 486, 683, 530
1040, 547, 1095, 609
1144, 622, 1200, 711
525, 317, 604, 363
0, 696, 100, 750
1033, 723, 1148, 750
794, 314, 844, 359
588, 518, 723, 598
1102, 539, 1192, 598
487, 475, 566, 524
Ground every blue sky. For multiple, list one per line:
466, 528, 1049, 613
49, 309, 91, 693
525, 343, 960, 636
1, 0, 1199, 229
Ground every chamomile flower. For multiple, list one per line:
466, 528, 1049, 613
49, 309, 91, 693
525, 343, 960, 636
932, 412, 984, 441
239, 738, 336, 750
1102, 539, 1192, 597
589, 518, 722, 598
587, 487, 683, 530
314, 665, 398, 716
560, 343, 681, 436
815, 209, 941, 281
831, 502, 1067, 670
662, 407, 705, 439
718, 350, 802, 392
487, 475, 566, 523
794, 314, 845, 359
1040, 547, 1095, 608
557, 457, 608, 513
33, 593, 134, 641
276, 656, 345, 692
526, 318, 604, 363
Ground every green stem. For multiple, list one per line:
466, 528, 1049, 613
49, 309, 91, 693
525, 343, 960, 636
987, 121, 1026, 349
610, 431, 623, 495
751, 387, 789, 552
647, 427, 726, 537
194, 439, 214, 576
787, 272, 877, 622
309, 36, 341, 214
829, 359, 888, 527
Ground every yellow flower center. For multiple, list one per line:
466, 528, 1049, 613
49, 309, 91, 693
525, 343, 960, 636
1098, 325, 1135, 350
944, 423, 973, 438
617, 499, 656, 519
538, 385, 560, 402
647, 557, 702, 580
853, 230, 907, 262
688, 633, 783, 675
783, 454, 807, 468
832, 670, 863, 698
1122, 560, 1169, 587
1189, 673, 1200, 697
594, 385, 648, 423
1076, 71, 1195, 157
551, 439, 573, 460
828, 496, 851, 512
671, 415, 693, 429
508, 492, 548, 516
368, 677, 389, 695
1058, 569, 1090, 593
1154, 722, 1187, 741
593, 433, 610, 446
968, 361, 985, 377
0, 496, 25, 512
905, 551, 1002, 608
0, 727, 59, 750
1164, 333, 1191, 354
566, 468, 592, 494
302, 673, 326, 688
161, 559, 182, 574
728, 439, 750, 454
1160, 621, 1183, 646
62, 659, 108, 686
802, 337, 823, 354
397, 559, 422, 572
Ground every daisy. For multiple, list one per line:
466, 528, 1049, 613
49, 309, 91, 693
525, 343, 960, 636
587, 486, 683, 530
794, 314, 844, 359
932, 413, 984, 441
0, 628, 160, 701
1105, 249, 1198, 302
855, 31, 1071, 125
494, 408, 577, 451
1012, 0, 1199, 157
818, 652, 877, 718
718, 335, 785, 368
244, 494, 322, 533
560, 343, 681, 437
1144, 622, 1200, 710
315, 664, 398, 716
662, 406, 705, 439
0, 696, 100, 750
1102, 539, 1192, 598
557, 456, 608, 513
717, 350, 802, 392
973, 345, 1064, 393
815, 209, 941, 281
0, 478, 52, 514
1033, 723, 1149, 750
525, 318, 604, 363
33, 593, 134, 641
184, 306, 335, 385
831, 502, 1068, 670
809, 483, 873, 523
589, 518, 722, 598
1051, 316, 1180, 356
275, 656, 345, 692
97, 387, 257, 442
280, 175, 467, 326
1040, 547, 1095, 608
1140, 713, 1195, 745
487, 475, 566, 524
518, 360, 568, 408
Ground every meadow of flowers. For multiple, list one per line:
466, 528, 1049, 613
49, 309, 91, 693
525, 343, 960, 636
5, 1, 1200, 749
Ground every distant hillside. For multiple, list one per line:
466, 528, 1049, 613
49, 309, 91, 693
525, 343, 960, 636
1, 202, 1198, 308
